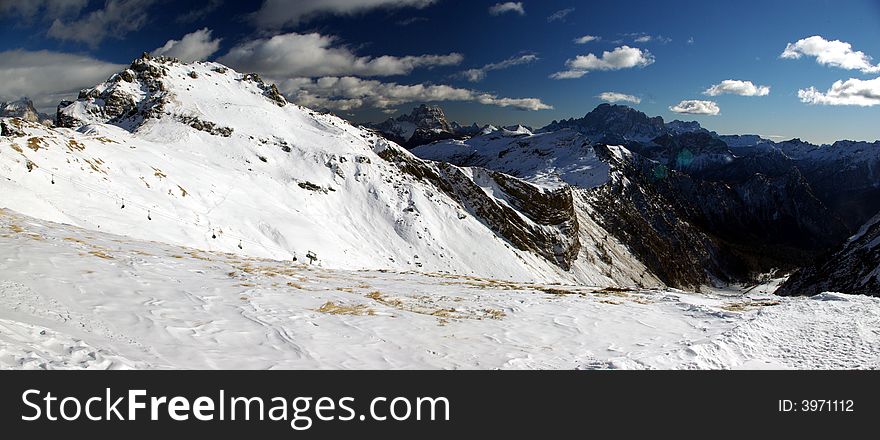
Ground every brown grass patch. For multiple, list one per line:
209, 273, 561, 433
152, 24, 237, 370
26, 137, 44, 151
317, 301, 375, 316
540, 287, 574, 296
367, 291, 403, 308
482, 308, 507, 319
88, 250, 114, 260
722, 300, 781, 312
67, 140, 85, 151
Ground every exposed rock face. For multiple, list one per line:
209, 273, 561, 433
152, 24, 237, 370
777, 212, 880, 297
1, 99, 52, 125
56, 53, 172, 129
584, 143, 850, 287
369, 104, 494, 148
376, 145, 581, 270
54, 53, 280, 136
0, 118, 27, 137
637, 132, 733, 172
585, 145, 729, 289
415, 121, 854, 288
370, 104, 456, 148
540, 103, 669, 142
241, 73, 287, 107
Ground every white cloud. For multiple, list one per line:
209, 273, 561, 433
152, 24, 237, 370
217, 32, 462, 78
547, 8, 574, 22
669, 100, 720, 115
627, 33, 671, 44
458, 54, 538, 82
0, 49, 124, 112
551, 46, 654, 79
277, 76, 552, 111
152, 28, 221, 62
250, 0, 436, 28
574, 35, 599, 44
396, 16, 427, 26
597, 92, 641, 104
798, 77, 880, 106
704, 79, 770, 97
46, 0, 157, 46
489, 2, 524, 16
781, 35, 880, 73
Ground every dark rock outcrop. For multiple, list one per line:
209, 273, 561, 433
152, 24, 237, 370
777, 212, 880, 297
376, 144, 580, 270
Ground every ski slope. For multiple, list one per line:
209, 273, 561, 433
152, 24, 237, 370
2, 208, 877, 370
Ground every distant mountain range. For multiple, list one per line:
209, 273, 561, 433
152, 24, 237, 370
1, 56, 878, 297
411, 103, 880, 294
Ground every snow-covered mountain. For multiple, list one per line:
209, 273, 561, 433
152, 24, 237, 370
0, 54, 656, 287
416, 112, 856, 289
366, 104, 493, 148
538, 103, 708, 143
0, 98, 52, 125
777, 212, 880, 297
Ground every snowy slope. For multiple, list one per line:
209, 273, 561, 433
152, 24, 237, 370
0, 55, 650, 286
414, 129, 610, 189
2, 208, 878, 370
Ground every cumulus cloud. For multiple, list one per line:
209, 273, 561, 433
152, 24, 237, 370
217, 32, 462, 78
781, 35, 880, 73
669, 100, 720, 115
277, 76, 552, 111
46, 0, 158, 46
547, 8, 574, 22
0, 49, 124, 112
457, 54, 538, 82
704, 79, 770, 97
489, 2, 524, 16
250, 0, 436, 28
574, 35, 599, 44
152, 28, 221, 62
798, 77, 880, 106
551, 46, 654, 79
597, 92, 641, 104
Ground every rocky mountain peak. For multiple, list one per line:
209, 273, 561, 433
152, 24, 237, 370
55, 56, 286, 132
540, 104, 666, 142
0, 98, 51, 125
397, 104, 453, 132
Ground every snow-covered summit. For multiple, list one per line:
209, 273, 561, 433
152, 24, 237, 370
1, 98, 52, 125
1, 55, 655, 287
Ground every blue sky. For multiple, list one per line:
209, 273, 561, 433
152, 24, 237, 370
2, 0, 880, 143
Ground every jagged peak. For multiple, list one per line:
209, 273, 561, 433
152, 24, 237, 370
55, 57, 288, 131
